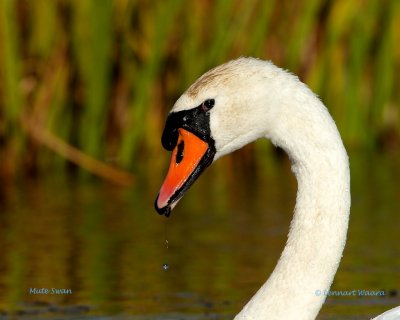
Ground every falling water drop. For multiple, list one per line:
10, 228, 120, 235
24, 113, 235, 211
162, 218, 170, 271
162, 239, 169, 270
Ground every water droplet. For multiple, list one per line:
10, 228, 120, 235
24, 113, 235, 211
162, 263, 169, 270
165, 239, 169, 249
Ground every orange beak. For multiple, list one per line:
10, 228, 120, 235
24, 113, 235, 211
155, 128, 214, 217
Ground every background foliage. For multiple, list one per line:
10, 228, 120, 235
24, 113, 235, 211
0, 0, 399, 185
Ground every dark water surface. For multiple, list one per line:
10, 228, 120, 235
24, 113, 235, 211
0, 151, 399, 319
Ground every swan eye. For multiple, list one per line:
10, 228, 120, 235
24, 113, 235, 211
202, 99, 215, 112
176, 140, 184, 164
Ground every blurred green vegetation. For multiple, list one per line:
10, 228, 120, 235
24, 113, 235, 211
0, 0, 399, 185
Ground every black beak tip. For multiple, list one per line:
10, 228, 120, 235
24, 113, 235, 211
154, 196, 171, 218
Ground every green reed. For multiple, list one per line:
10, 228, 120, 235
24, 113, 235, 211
0, 0, 24, 165
72, 1, 113, 158
0, 0, 399, 183
118, 0, 184, 166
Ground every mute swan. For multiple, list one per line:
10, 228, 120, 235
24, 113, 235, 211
154, 58, 398, 319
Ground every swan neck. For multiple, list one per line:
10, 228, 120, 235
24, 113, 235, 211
235, 89, 351, 319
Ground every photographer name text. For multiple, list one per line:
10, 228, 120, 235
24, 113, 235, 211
315, 289, 385, 297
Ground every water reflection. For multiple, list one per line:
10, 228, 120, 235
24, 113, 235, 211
0, 151, 399, 319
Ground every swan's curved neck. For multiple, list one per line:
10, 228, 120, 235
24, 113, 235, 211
233, 71, 351, 319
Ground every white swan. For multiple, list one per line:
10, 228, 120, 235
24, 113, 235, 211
154, 57, 398, 319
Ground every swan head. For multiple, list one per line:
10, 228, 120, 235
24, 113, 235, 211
155, 58, 275, 216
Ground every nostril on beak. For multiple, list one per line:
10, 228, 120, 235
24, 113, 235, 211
176, 141, 184, 164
